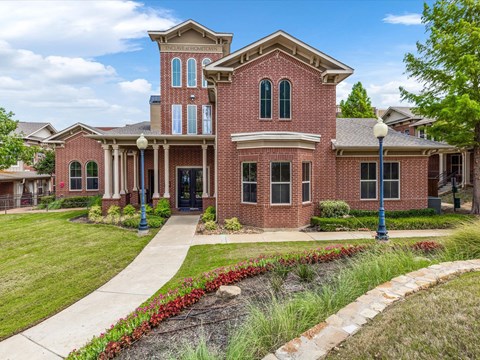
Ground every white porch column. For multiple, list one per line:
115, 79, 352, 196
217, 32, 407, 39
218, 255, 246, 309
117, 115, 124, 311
163, 144, 170, 198
33, 180, 38, 206
152, 144, 160, 199
462, 151, 468, 187
120, 150, 126, 195
102, 145, 112, 198
214, 144, 217, 197
202, 144, 208, 197
112, 145, 120, 199
465, 151, 471, 185
124, 151, 128, 193
439, 153, 444, 177
132, 150, 138, 192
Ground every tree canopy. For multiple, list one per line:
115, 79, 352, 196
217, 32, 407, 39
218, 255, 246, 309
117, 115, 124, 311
0, 108, 37, 170
33, 149, 55, 175
400, 0, 480, 213
339, 82, 376, 118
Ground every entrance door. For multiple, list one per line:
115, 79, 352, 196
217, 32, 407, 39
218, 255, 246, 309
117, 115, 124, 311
178, 168, 203, 210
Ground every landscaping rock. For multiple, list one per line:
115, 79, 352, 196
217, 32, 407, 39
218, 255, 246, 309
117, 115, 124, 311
216, 285, 241, 299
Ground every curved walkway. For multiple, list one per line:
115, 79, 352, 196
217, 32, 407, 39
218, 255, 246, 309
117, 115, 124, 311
0, 215, 451, 360
267, 259, 480, 360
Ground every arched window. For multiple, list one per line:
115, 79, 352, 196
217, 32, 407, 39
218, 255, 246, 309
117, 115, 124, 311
279, 80, 291, 119
260, 79, 272, 119
171, 58, 181, 87
69, 161, 82, 190
187, 58, 197, 87
202, 58, 212, 88
86, 161, 99, 191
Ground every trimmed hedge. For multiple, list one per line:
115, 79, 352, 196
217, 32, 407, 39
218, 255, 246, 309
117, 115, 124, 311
311, 214, 473, 231
349, 208, 437, 218
319, 200, 350, 218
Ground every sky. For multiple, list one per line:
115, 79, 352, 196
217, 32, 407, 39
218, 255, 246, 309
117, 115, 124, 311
0, 0, 432, 130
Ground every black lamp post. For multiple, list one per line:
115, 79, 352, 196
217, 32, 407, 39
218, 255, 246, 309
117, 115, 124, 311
373, 119, 389, 241
136, 133, 149, 235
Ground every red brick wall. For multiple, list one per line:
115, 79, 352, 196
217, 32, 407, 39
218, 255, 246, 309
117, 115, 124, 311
55, 131, 104, 197
160, 51, 223, 135
216, 50, 337, 228
335, 156, 429, 210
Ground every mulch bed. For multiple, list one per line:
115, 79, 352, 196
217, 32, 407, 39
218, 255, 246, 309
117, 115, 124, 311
117, 259, 348, 359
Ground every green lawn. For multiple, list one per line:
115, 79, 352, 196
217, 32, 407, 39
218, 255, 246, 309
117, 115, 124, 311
0, 211, 157, 340
328, 271, 480, 359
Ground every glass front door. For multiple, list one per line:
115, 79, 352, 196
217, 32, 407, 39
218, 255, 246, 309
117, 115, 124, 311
178, 168, 203, 209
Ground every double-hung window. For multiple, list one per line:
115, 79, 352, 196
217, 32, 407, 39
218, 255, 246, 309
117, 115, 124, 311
271, 162, 290, 204
70, 161, 82, 190
260, 79, 272, 119
360, 162, 376, 199
172, 104, 182, 134
187, 58, 197, 87
86, 161, 99, 190
242, 162, 257, 203
187, 105, 197, 134
202, 105, 212, 134
172, 58, 181, 87
302, 162, 311, 203
384, 162, 400, 199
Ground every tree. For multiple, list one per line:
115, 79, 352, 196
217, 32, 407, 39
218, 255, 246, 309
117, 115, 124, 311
339, 82, 376, 118
400, 0, 480, 213
0, 108, 37, 170
34, 149, 55, 175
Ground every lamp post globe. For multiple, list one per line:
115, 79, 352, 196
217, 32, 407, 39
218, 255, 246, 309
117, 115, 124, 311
373, 119, 389, 241
136, 133, 149, 235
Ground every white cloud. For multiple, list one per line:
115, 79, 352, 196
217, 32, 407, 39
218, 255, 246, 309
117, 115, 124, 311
119, 79, 152, 93
367, 78, 421, 108
0, 1, 179, 57
383, 13, 422, 26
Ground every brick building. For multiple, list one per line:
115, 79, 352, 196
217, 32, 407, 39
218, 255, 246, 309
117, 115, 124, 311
47, 20, 451, 228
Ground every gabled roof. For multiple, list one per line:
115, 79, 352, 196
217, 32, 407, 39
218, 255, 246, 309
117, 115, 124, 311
102, 121, 159, 136
333, 118, 452, 151
381, 106, 434, 126
43, 123, 105, 143
204, 30, 353, 84
14, 122, 57, 139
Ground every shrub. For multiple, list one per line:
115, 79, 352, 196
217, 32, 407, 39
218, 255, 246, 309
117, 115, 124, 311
47, 199, 63, 210
145, 204, 153, 215
88, 195, 102, 207
224, 217, 242, 231
123, 204, 137, 216
202, 206, 216, 223
122, 216, 140, 228
107, 205, 121, 216
204, 221, 217, 231
319, 200, 350, 218
88, 205, 103, 222
444, 220, 480, 260
294, 264, 316, 282
61, 196, 91, 208
154, 198, 172, 218
39, 195, 55, 206
349, 208, 436, 218
148, 216, 165, 228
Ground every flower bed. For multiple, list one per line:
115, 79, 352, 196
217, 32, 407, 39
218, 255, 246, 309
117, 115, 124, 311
68, 241, 438, 359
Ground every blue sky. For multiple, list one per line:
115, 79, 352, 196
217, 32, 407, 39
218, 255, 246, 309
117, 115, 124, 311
0, 0, 431, 130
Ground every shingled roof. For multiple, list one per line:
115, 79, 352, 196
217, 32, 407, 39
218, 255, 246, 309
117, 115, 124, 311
333, 118, 452, 150
102, 122, 160, 136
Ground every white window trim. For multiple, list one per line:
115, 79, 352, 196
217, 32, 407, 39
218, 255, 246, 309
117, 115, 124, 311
187, 58, 197, 88
279, 79, 292, 120
171, 58, 182, 88
270, 161, 291, 205
172, 104, 182, 134
187, 104, 197, 135
384, 161, 400, 200
302, 161, 311, 204
85, 161, 99, 191
202, 58, 212, 88
259, 79, 272, 120
360, 162, 377, 201
241, 162, 257, 204
202, 105, 212, 135
69, 161, 82, 191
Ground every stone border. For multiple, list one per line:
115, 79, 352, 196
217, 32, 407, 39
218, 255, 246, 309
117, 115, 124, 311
263, 259, 480, 360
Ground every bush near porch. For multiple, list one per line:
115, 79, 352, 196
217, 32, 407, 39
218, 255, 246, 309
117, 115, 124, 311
311, 213, 473, 231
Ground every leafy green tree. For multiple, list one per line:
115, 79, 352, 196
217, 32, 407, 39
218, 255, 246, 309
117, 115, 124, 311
400, 0, 480, 213
34, 149, 55, 175
0, 108, 37, 170
339, 82, 376, 118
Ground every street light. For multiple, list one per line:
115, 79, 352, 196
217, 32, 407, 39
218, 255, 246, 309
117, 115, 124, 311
136, 133, 149, 235
373, 118, 389, 241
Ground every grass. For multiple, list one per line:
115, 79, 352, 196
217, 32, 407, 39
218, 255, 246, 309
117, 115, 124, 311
0, 210, 157, 340
443, 219, 480, 260
440, 186, 472, 204
328, 271, 480, 359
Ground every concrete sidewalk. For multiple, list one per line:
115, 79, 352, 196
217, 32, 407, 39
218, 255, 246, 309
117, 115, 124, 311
0, 216, 451, 360
0, 215, 199, 360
